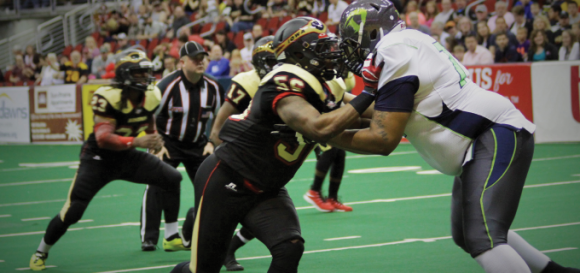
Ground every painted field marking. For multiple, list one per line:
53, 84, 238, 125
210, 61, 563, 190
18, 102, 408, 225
0, 178, 72, 187
0, 214, 11, 218
573, 174, 580, 177
348, 166, 422, 174
16, 265, 56, 270
0, 260, 4, 262
532, 154, 580, 162
416, 170, 442, 175
0, 160, 4, 163
78, 219, 94, 223
19, 161, 79, 168
94, 222, 580, 273
541, 247, 578, 253
21, 217, 51, 222
324, 236, 361, 241
0, 194, 124, 207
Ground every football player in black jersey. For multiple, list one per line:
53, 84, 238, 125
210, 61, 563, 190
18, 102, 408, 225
171, 17, 377, 273
29, 50, 183, 271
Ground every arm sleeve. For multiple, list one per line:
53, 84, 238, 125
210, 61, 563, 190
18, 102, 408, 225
374, 76, 419, 112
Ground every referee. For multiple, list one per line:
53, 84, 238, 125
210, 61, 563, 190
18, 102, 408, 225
139, 41, 224, 251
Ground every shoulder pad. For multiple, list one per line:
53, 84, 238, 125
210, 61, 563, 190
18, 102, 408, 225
232, 70, 261, 98
324, 77, 346, 103
94, 86, 123, 110
260, 64, 325, 102
144, 85, 162, 111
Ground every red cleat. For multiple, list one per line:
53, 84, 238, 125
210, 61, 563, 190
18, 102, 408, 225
327, 198, 353, 212
304, 190, 335, 212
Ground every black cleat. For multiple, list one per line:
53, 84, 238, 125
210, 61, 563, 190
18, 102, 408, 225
224, 256, 244, 271
141, 240, 157, 251
542, 261, 580, 273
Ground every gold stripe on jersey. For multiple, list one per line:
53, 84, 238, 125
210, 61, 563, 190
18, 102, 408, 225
343, 72, 356, 92
231, 70, 261, 98
94, 85, 161, 113
324, 77, 346, 102
261, 64, 326, 102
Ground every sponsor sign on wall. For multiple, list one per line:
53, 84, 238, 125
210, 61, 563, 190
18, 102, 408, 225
29, 85, 83, 143
466, 64, 534, 122
0, 87, 31, 143
531, 61, 580, 143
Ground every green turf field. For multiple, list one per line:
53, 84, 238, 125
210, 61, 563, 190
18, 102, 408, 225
0, 143, 579, 273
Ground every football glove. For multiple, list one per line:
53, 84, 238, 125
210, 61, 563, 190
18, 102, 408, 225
361, 50, 385, 94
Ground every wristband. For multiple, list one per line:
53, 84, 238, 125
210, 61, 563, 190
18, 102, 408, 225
348, 92, 375, 115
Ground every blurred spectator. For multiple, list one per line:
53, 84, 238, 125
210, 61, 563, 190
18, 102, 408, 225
533, 16, 555, 42
548, 4, 562, 28
475, 5, 490, 24
252, 24, 264, 41
170, 35, 190, 59
445, 35, 459, 52
431, 21, 450, 48
24, 45, 37, 68
12, 45, 23, 59
553, 11, 572, 47
462, 33, 494, 65
494, 32, 523, 62
82, 47, 94, 75
38, 53, 64, 86
206, 45, 230, 77
572, 22, 580, 40
0, 69, 4, 83
404, 1, 426, 26
116, 33, 131, 53
312, 0, 325, 16
9, 55, 34, 84
33, 55, 43, 80
127, 14, 141, 40
327, 0, 348, 26
60, 51, 89, 84
458, 17, 474, 44
488, 1, 515, 33
182, 0, 200, 15
172, 6, 191, 37
511, 6, 533, 37
490, 17, 519, 48
229, 49, 252, 76
528, 29, 559, 61
240, 32, 254, 63
267, 0, 288, 18
450, 0, 476, 22
476, 21, 493, 48
92, 45, 115, 79
197, 0, 219, 23
516, 27, 531, 59
101, 62, 116, 80
431, 33, 441, 43
59, 56, 69, 66
408, 12, 431, 35
152, 43, 171, 73
514, 0, 534, 20
215, 30, 237, 59
296, 0, 316, 16
569, 1, 580, 25
424, 1, 438, 27
434, 0, 454, 25
151, 1, 168, 24
445, 21, 461, 43
531, 2, 542, 19
85, 36, 101, 59
137, 15, 166, 39
453, 44, 466, 62
163, 56, 177, 77
559, 29, 580, 60
230, 0, 255, 33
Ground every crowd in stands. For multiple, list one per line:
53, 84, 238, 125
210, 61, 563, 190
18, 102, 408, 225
3, 0, 580, 86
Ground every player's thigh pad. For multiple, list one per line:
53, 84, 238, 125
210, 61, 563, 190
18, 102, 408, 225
457, 126, 534, 257
121, 149, 182, 190
242, 187, 303, 249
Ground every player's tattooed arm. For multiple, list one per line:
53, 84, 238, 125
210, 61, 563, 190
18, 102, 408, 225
276, 96, 362, 143
209, 101, 241, 146
327, 110, 410, 155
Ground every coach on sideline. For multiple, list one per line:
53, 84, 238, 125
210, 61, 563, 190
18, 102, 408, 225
139, 41, 224, 251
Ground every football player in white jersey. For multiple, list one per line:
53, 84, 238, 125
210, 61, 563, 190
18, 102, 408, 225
325, 0, 580, 272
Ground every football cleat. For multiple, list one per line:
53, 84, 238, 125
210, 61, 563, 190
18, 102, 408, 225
224, 256, 244, 271
327, 198, 353, 212
141, 240, 157, 251
304, 190, 335, 212
30, 251, 48, 271
163, 234, 190, 252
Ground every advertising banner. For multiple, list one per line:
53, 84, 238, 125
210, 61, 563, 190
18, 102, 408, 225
466, 63, 533, 122
531, 61, 580, 143
81, 84, 104, 140
0, 87, 31, 143
29, 85, 83, 143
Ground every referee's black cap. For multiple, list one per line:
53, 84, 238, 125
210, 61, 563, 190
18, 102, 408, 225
179, 41, 208, 59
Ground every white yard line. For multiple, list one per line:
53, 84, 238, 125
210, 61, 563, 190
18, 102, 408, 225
16, 265, 56, 270
0, 194, 123, 207
78, 219, 94, 223
0, 178, 72, 187
324, 236, 361, 241
21, 217, 51, 222
540, 247, 578, 253
0, 214, 11, 218
18, 161, 79, 167
532, 154, 580, 162
94, 221, 580, 273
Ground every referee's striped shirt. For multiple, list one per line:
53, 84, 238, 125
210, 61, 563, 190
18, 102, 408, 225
155, 70, 224, 143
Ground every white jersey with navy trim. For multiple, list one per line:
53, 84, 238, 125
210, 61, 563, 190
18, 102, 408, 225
374, 29, 536, 176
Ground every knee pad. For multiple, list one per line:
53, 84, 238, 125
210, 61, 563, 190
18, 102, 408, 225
169, 261, 191, 273
269, 239, 305, 273
60, 201, 88, 225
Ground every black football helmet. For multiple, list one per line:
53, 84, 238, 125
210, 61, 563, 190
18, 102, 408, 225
252, 36, 277, 78
272, 17, 343, 81
114, 50, 155, 92
339, 0, 403, 75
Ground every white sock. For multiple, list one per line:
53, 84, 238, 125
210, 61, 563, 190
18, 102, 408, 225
164, 222, 179, 239
475, 244, 531, 273
236, 230, 250, 243
508, 230, 551, 273
37, 238, 52, 253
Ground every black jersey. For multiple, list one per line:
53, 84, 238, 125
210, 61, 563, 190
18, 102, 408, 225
82, 85, 161, 158
215, 64, 345, 191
